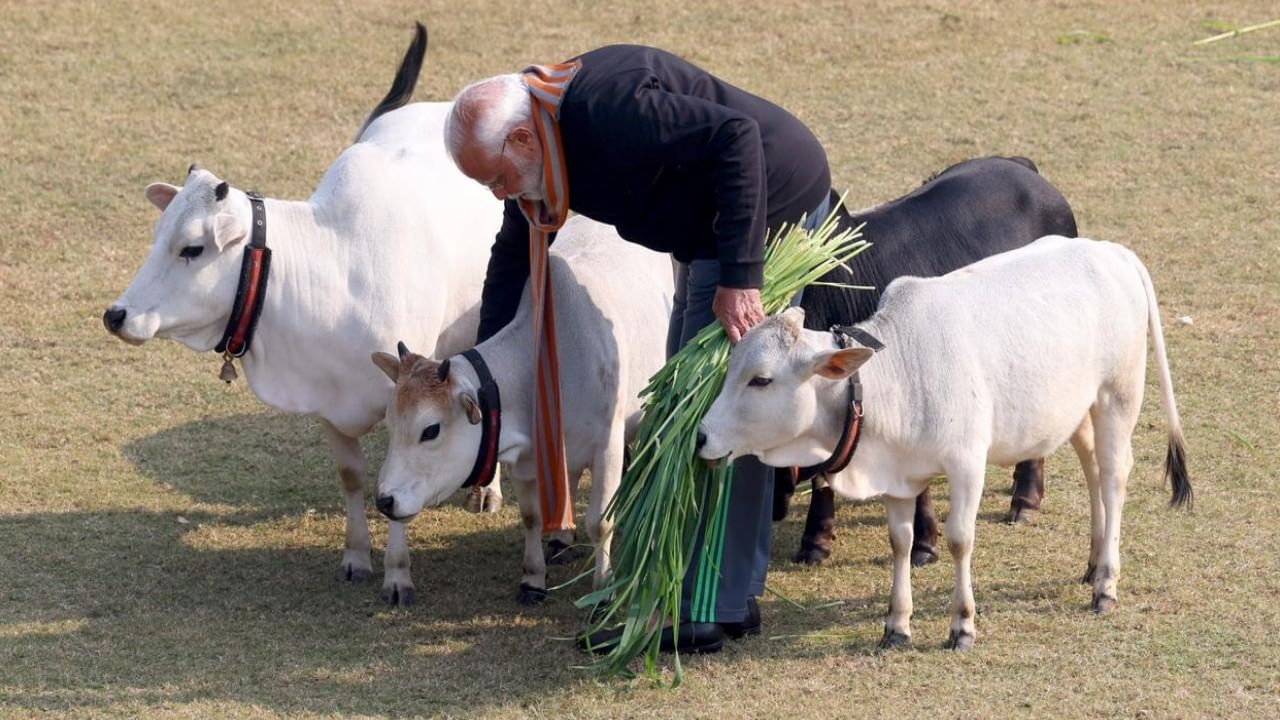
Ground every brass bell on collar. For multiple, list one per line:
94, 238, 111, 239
219, 354, 238, 383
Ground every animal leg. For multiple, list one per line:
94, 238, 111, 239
380, 520, 415, 607
466, 474, 504, 514
319, 420, 373, 585
587, 430, 626, 589
1069, 413, 1102, 585
1006, 458, 1046, 523
880, 495, 916, 649
514, 477, 548, 605
1089, 399, 1136, 614
911, 485, 941, 566
944, 462, 985, 651
793, 476, 836, 565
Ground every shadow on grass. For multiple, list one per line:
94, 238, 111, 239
122, 412, 373, 517
0, 506, 596, 717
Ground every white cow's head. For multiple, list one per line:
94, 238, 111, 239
698, 307, 876, 467
103, 166, 252, 351
372, 343, 486, 521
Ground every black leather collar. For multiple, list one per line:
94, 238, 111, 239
795, 325, 882, 480
460, 348, 502, 489
215, 191, 271, 358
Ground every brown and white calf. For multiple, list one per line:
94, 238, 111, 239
371, 216, 673, 604
699, 235, 1192, 650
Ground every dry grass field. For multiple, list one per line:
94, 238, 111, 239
2, 1, 1278, 718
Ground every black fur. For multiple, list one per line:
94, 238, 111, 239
214, 181, 229, 201
1166, 437, 1193, 509
802, 156, 1078, 333
354, 22, 428, 142
396, 340, 410, 360
437, 358, 450, 381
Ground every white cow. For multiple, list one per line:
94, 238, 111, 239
371, 216, 674, 604
698, 235, 1192, 650
102, 26, 502, 606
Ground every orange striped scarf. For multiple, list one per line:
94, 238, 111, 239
517, 60, 581, 533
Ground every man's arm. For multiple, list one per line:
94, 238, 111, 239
476, 200, 556, 343
600, 85, 769, 340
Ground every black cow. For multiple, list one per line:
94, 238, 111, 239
779, 155, 1078, 566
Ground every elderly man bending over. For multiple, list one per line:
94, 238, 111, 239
445, 44, 831, 654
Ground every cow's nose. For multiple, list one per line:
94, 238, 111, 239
695, 431, 707, 452
375, 494, 396, 519
103, 307, 127, 334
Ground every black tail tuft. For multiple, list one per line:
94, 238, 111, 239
354, 22, 428, 142
1166, 436, 1193, 510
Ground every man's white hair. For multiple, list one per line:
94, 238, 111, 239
445, 74, 531, 164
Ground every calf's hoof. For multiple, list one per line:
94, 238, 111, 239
878, 628, 911, 650
380, 583, 415, 608
1092, 593, 1117, 615
945, 629, 975, 652
910, 546, 939, 568
545, 538, 582, 565
516, 582, 548, 606
338, 561, 373, 585
1005, 505, 1039, 524
791, 544, 831, 566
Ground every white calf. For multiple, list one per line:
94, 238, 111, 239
699, 235, 1192, 649
371, 217, 674, 604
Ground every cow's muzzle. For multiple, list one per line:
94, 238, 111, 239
375, 494, 416, 522
103, 307, 126, 334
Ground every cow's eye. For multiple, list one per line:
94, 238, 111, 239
419, 424, 441, 442
748, 376, 772, 388
179, 245, 205, 259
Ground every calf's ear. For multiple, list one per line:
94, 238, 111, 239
460, 393, 482, 424
213, 213, 247, 250
812, 346, 874, 380
371, 351, 402, 382
144, 182, 181, 210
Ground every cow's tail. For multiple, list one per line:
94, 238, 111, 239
1130, 249, 1193, 510
352, 22, 428, 143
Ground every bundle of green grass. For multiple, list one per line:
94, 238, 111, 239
576, 205, 869, 684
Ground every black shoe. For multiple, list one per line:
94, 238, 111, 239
578, 621, 725, 655
722, 596, 762, 639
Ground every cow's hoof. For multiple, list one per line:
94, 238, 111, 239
545, 539, 582, 565
1081, 563, 1097, 584
516, 583, 548, 606
1092, 593, 1117, 615
339, 562, 373, 585
380, 583, 415, 608
878, 628, 911, 650
945, 629, 975, 652
791, 546, 830, 566
910, 546, 939, 567
1005, 506, 1039, 524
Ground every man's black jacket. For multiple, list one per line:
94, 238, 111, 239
476, 44, 831, 342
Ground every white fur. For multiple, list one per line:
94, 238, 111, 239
107, 102, 503, 604
700, 235, 1187, 648
376, 216, 674, 596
